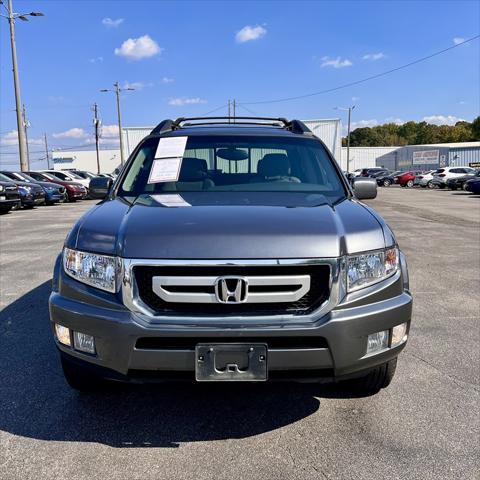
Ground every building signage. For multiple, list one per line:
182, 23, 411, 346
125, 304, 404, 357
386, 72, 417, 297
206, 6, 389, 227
53, 157, 74, 164
469, 162, 480, 168
412, 150, 440, 165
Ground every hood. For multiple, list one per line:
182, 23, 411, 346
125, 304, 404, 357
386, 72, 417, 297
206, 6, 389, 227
71, 192, 386, 259
12, 180, 43, 191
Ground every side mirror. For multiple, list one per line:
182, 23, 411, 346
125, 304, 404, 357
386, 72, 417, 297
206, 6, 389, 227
353, 178, 377, 200
89, 176, 112, 199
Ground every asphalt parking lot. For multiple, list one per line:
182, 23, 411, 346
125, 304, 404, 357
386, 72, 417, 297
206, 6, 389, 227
0, 188, 479, 480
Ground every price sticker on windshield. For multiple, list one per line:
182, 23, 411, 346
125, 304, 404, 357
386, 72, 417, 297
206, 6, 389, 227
154, 136, 188, 159
148, 157, 182, 183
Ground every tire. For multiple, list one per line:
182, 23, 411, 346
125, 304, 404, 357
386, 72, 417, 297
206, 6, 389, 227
406, 180, 414, 188
0, 206, 11, 214
450, 185, 457, 191
61, 356, 108, 392
463, 183, 469, 191
427, 181, 435, 189
383, 179, 391, 187
439, 183, 446, 189
349, 358, 397, 394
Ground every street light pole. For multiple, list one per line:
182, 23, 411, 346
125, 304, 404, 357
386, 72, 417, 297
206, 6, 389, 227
7, 0, 27, 171
2, 0, 44, 171
100, 82, 134, 166
22, 103, 30, 168
334, 105, 355, 172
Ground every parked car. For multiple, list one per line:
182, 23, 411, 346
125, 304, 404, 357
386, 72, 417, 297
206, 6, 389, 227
0, 171, 66, 205
39, 169, 91, 191
62, 169, 99, 181
446, 170, 479, 190
396, 170, 423, 187
359, 167, 390, 178
51, 116, 411, 394
374, 170, 403, 187
0, 178, 21, 214
416, 170, 437, 188
433, 167, 477, 184
464, 176, 480, 194
0, 172, 45, 208
26, 171, 87, 202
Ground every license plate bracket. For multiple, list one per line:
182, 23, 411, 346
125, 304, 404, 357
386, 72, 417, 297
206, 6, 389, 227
195, 343, 267, 382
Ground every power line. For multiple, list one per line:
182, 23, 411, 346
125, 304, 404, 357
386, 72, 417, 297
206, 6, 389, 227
200, 103, 229, 116
241, 35, 480, 105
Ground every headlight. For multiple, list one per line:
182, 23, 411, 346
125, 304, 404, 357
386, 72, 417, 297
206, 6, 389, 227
63, 247, 119, 292
347, 247, 399, 292
18, 185, 32, 193
44, 185, 57, 192
0, 185, 4, 192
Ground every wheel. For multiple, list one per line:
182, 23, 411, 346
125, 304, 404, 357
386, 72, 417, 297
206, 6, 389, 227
348, 358, 397, 394
406, 180, 414, 188
61, 356, 108, 392
439, 183, 446, 189
427, 181, 435, 189
463, 183, 469, 191
0, 206, 11, 214
383, 179, 391, 187
450, 185, 457, 191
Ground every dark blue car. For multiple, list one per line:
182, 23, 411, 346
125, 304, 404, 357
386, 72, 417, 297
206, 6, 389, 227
0, 171, 66, 205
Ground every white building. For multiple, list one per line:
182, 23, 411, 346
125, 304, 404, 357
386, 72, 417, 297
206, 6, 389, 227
52, 149, 121, 174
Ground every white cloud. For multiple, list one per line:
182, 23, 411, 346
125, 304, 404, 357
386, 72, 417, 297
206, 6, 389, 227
102, 17, 124, 28
52, 128, 89, 139
168, 97, 207, 106
122, 81, 153, 90
89, 56, 104, 63
162, 77, 174, 84
100, 124, 120, 138
235, 25, 267, 43
423, 115, 465, 126
453, 37, 465, 45
351, 96, 359, 102
362, 52, 386, 61
384, 117, 404, 125
1, 130, 43, 146
114, 35, 162, 60
321, 56, 353, 68
458, 100, 467, 105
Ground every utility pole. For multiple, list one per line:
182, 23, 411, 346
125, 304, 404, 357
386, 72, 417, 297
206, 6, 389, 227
334, 105, 355, 172
233, 99, 236, 122
22, 103, 30, 168
100, 81, 134, 166
93, 102, 101, 174
44, 132, 49, 169
228, 99, 231, 122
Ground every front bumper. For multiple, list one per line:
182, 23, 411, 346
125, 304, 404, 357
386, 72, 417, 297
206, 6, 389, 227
45, 191, 66, 202
50, 255, 413, 382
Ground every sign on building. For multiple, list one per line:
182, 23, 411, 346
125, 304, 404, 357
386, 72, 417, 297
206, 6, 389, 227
412, 150, 439, 165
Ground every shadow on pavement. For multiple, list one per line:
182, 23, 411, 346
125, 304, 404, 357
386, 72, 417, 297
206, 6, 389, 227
0, 280, 363, 448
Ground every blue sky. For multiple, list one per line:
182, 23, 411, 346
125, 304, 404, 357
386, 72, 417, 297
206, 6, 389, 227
1, 0, 479, 169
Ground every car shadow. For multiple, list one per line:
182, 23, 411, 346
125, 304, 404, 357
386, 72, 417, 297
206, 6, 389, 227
0, 280, 367, 448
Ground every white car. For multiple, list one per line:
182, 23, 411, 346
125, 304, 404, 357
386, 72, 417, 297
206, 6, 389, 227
417, 170, 437, 188
39, 170, 91, 190
433, 167, 477, 182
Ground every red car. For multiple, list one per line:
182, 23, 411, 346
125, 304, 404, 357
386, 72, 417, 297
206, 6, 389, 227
396, 170, 423, 188
25, 171, 87, 201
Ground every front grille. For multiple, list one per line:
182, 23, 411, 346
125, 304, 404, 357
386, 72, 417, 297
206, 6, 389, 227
134, 264, 330, 316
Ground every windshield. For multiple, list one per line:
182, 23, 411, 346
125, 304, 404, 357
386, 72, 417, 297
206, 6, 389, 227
118, 135, 347, 202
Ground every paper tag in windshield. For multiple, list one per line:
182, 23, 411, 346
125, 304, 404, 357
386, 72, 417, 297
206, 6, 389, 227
151, 194, 191, 207
148, 157, 182, 183
154, 136, 188, 159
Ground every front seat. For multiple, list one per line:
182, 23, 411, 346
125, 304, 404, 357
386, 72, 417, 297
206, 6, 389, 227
254, 153, 301, 183
162, 157, 214, 191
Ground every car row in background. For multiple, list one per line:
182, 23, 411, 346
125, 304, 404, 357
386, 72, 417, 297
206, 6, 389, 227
0, 169, 117, 214
355, 166, 479, 192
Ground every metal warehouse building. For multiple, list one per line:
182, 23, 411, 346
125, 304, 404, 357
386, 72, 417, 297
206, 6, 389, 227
343, 142, 480, 172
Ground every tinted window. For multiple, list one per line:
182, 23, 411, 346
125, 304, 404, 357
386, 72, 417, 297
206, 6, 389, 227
118, 135, 346, 201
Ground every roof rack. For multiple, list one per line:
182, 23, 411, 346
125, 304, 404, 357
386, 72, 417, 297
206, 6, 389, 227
150, 117, 312, 135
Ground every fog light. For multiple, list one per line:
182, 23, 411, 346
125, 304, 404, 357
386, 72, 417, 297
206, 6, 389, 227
366, 330, 389, 355
73, 331, 96, 354
392, 323, 408, 347
55, 324, 71, 346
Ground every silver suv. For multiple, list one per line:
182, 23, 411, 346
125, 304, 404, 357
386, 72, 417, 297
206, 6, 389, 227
50, 117, 412, 394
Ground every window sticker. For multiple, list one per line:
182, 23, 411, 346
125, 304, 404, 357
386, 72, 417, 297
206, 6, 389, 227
151, 194, 191, 207
154, 136, 188, 159
148, 157, 183, 183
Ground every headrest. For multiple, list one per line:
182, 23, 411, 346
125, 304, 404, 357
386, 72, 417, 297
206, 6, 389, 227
258, 153, 291, 177
179, 157, 208, 181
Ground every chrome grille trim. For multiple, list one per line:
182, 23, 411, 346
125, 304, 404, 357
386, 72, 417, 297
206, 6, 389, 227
121, 258, 345, 324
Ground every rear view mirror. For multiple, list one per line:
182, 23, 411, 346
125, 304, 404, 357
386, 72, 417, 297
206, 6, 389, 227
89, 176, 112, 199
353, 178, 377, 200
